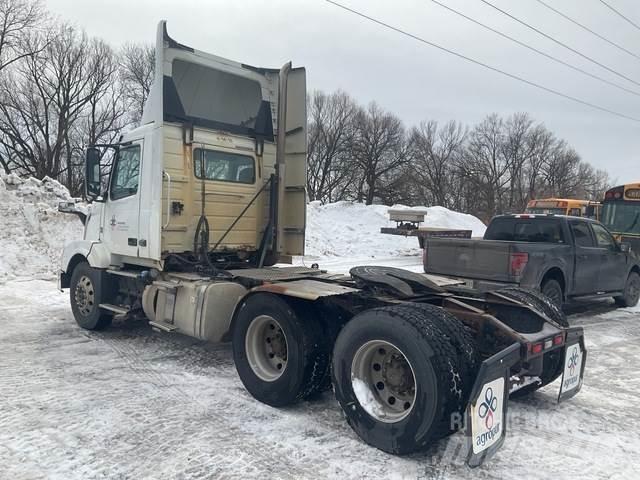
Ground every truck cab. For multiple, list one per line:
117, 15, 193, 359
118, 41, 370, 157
61, 20, 306, 281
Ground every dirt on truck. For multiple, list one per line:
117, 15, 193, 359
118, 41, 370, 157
57, 21, 587, 468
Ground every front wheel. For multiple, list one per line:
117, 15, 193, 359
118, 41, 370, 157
615, 271, 640, 307
332, 306, 465, 455
69, 262, 113, 330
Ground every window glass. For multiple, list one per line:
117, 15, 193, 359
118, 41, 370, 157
602, 202, 640, 235
591, 223, 616, 250
570, 222, 594, 247
194, 148, 255, 184
513, 220, 564, 243
110, 145, 141, 200
484, 218, 564, 243
569, 208, 582, 216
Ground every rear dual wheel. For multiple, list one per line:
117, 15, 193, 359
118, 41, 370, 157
232, 293, 330, 407
332, 305, 477, 454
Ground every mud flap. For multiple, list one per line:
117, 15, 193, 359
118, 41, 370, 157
557, 327, 587, 403
465, 342, 520, 468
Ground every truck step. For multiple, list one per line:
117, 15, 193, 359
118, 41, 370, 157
106, 269, 141, 279
148, 321, 178, 332
99, 303, 130, 316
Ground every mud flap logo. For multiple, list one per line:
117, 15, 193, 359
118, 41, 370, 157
562, 344, 583, 393
471, 377, 504, 454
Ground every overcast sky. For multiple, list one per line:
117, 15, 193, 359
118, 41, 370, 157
46, 0, 639, 183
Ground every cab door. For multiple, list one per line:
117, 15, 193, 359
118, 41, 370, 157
102, 141, 143, 258
591, 223, 628, 292
568, 220, 601, 295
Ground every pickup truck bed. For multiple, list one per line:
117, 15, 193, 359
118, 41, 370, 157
423, 214, 640, 306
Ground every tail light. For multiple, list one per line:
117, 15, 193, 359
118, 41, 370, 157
509, 252, 529, 277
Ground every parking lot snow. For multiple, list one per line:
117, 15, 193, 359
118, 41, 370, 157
1, 276, 639, 479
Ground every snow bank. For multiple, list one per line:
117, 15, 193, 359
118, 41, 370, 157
0, 174, 84, 282
0, 176, 485, 280
305, 201, 486, 259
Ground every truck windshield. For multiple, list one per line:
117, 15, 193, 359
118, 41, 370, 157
485, 218, 565, 243
602, 201, 640, 235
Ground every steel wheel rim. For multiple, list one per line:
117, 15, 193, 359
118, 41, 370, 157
245, 315, 288, 382
351, 340, 416, 423
74, 275, 95, 316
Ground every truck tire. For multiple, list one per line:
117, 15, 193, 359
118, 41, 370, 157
393, 303, 479, 406
541, 278, 563, 307
331, 305, 464, 455
232, 293, 330, 407
69, 262, 113, 330
614, 271, 640, 307
500, 287, 568, 397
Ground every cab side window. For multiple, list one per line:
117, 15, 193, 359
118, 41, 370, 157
570, 221, 594, 247
111, 145, 141, 200
591, 223, 616, 250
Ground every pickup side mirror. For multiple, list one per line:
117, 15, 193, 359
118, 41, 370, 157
85, 147, 102, 201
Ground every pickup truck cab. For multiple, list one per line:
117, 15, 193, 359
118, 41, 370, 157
422, 214, 640, 307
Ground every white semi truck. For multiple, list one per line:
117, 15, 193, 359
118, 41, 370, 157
59, 22, 587, 467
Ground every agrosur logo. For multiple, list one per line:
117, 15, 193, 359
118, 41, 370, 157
478, 387, 498, 430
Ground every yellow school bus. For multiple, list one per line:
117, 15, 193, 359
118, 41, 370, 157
525, 198, 601, 220
601, 183, 640, 253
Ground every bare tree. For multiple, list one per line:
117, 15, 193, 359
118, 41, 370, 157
0, 0, 45, 72
408, 120, 466, 208
352, 102, 407, 205
119, 42, 155, 124
307, 90, 357, 203
0, 23, 126, 193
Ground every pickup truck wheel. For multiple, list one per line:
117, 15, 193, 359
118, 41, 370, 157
69, 262, 113, 330
332, 305, 463, 455
541, 279, 563, 307
500, 287, 568, 397
232, 293, 329, 407
614, 272, 640, 307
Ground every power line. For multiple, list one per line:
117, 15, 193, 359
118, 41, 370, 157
324, 0, 640, 123
599, 0, 640, 32
534, 0, 640, 61
430, 0, 640, 98
478, 0, 640, 88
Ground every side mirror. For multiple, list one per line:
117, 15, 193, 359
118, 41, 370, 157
85, 147, 102, 201
620, 242, 631, 253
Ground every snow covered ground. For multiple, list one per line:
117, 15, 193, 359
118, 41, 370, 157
1, 180, 639, 479
1, 278, 639, 479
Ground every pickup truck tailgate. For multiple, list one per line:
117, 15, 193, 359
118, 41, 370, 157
424, 238, 516, 283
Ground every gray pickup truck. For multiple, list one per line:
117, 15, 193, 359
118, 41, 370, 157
422, 214, 640, 307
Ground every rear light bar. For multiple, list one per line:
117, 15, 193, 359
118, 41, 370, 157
527, 333, 565, 356
510, 252, 529, 277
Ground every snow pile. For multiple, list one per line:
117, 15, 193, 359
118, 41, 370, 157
305, 201, 486, 259
0, 174, 84, 282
